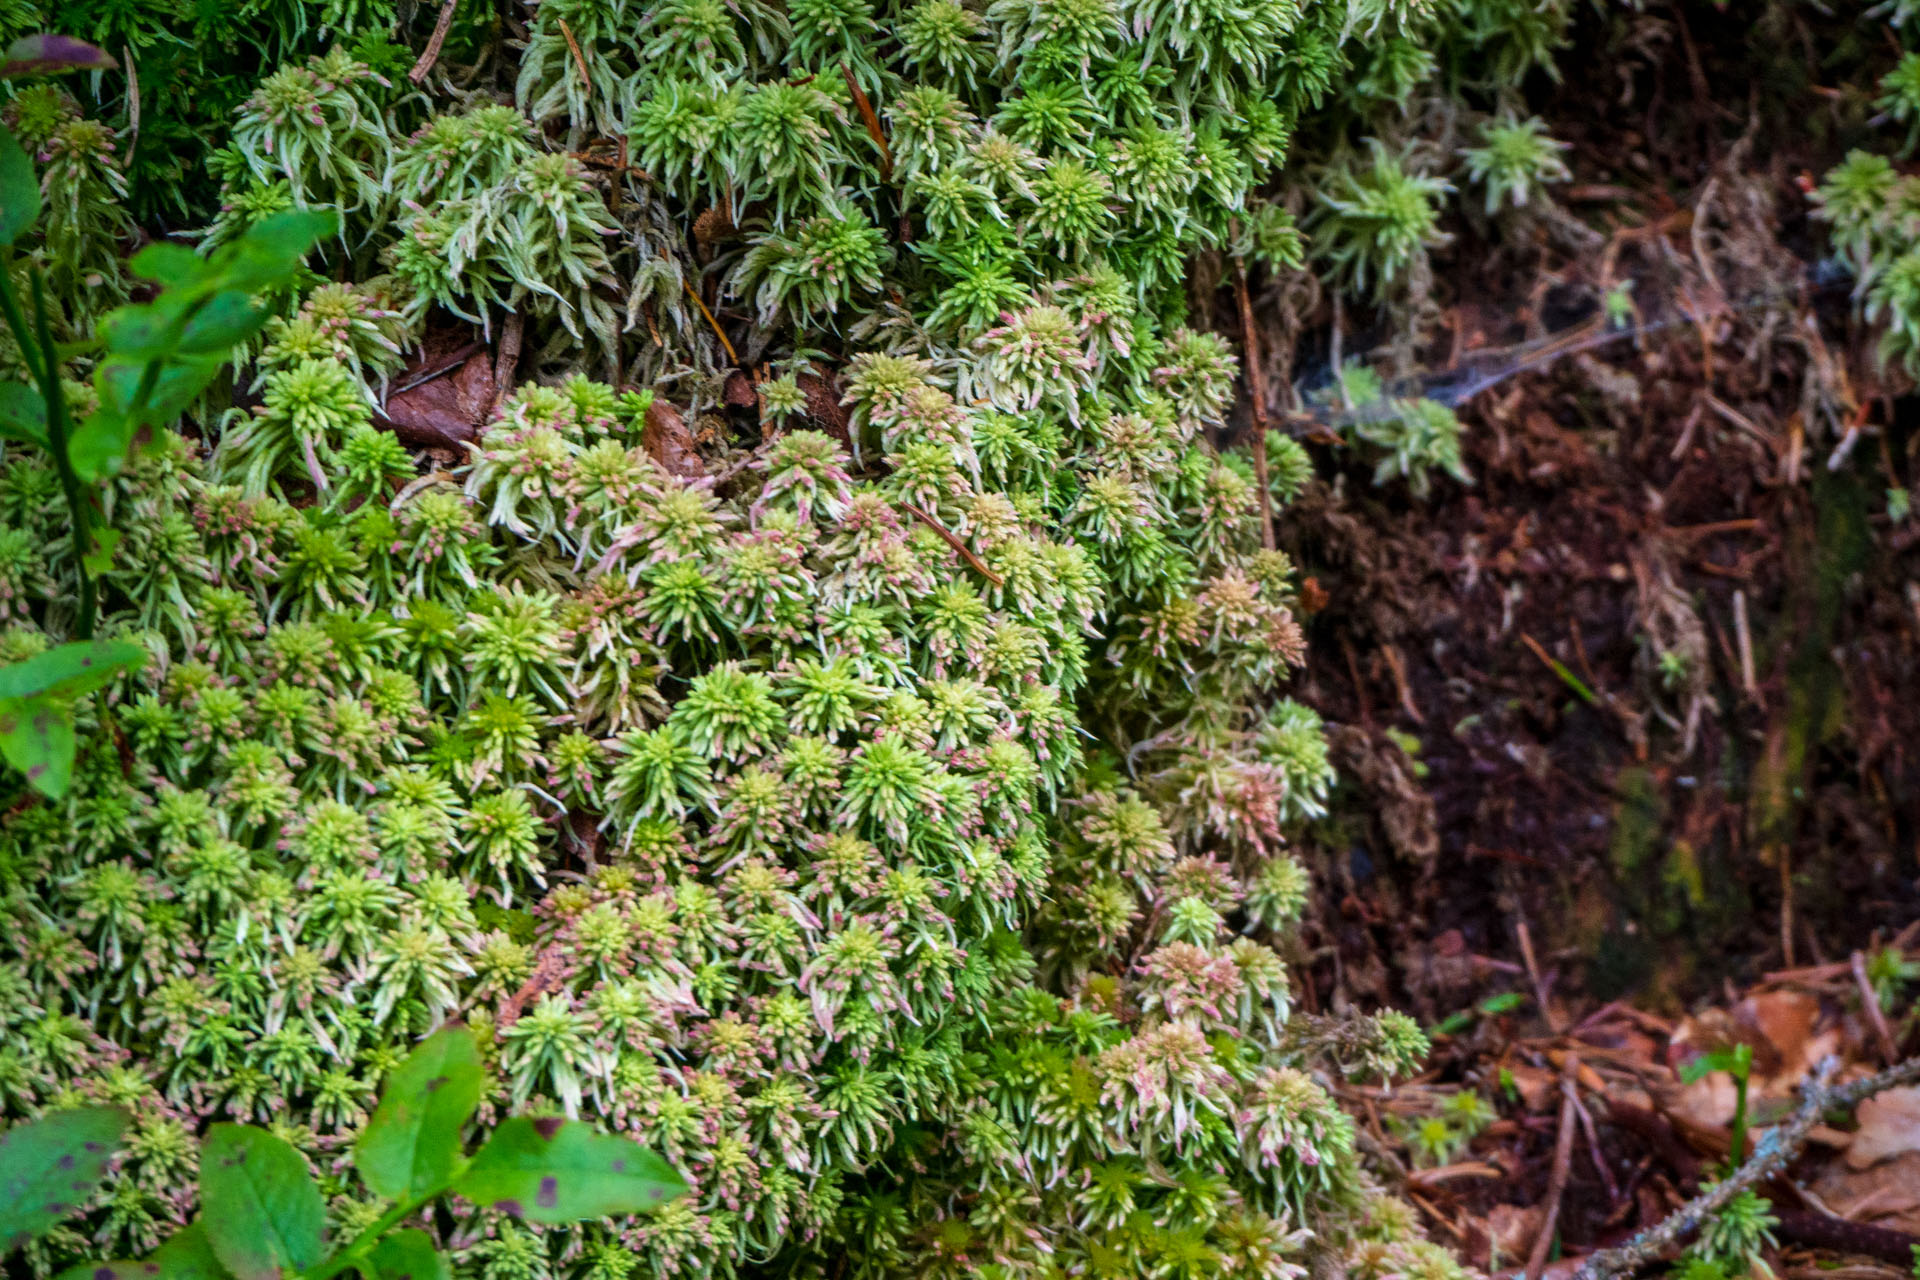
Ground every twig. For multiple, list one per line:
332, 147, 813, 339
491, 312, 524, 418
841, 65, 892, 181
558, 17, 592, 89
1732, 589, 1756, 700
1517, 920, 1563, 1034
683, 277, 739, 365
902, 502, 1004, 585
1851, 950, 1901, 1065
408, 0, 461, 84
1571, 1057, 1920, 1280
1528, 1054, 1582, 1280
1231, 254, 1276, 551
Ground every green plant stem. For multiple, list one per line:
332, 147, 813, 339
298, 1176, 457, 1280
27, 273, 95, 639
0, 258, 96, 639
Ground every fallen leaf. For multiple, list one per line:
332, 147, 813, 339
1844, 1087, 1920, 1170
642, 398, 705, 479
1486, 1203, 1544, 1265
378, 331, 494, 451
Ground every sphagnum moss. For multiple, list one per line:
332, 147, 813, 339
0, 0, 1613, 1274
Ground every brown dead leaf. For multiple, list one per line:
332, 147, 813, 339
378, 334, 494, 451
1486, 1203, 1544, 1264
1503, 1063, 1557, 1113
1845, 1087, 1920, 1170
642, 397, 706, 479
1809, 1151, 1920, 1235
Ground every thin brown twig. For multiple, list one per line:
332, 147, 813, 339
557, 17, 592, 89
491, 312, 524, 417
683, 277, 740, 365
1518, 920, 1563, 1033
1231, 253, 1276, 552
1572, 1057, 1920, 1280
1528, 1054, 1582, 1280
902, 503, 1004, 585
841, 65, 892, 181
1852, 950, 1901, 1065
408, 0, 461, 83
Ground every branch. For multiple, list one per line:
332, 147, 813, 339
1571, 1056, 1920, 1280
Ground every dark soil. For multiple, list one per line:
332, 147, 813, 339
1269, 0, 1920, 1023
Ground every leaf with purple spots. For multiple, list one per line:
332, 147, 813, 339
0, 35, 117, 79
365, 1228, 449, 1280
0, 1105, 128, 1253
198, 1125, 325, 1280
356, 1026, 484, 1202
144, 1224, 229, 1280
451, 1117, 686, 1225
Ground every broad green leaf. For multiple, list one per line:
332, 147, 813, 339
94, 356, 222, 427
0, 639, 147, 701
147, 1224, 231, 1280
176, 292, 268, 356
0, 379, 48, 449
81, 527, 122, 577
100, 300, 187, 362
56, 1261, 160, 1280
128, 243, 211, 292
0, 1106, 129, 1252
356, 1027, 484, 1201
197, 1125, 326, 1280
213, 211, 336, 292
0, 693, 75, 798
0, 126, 40, 248
361, 1228, 449, 1280
67, 408, 134, 483
0, 36, 117, 79
452, 1117, 686, 1225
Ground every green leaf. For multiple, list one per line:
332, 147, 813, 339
197, 1125, 326, 1280
0, 36, 117, 79
0, 379, 48, 449
67, 408, 134, 483
81, 527, 122, 577
94, 355, 223, 427
0, 639, 146, 702
0, 694, 75, 798
99, 300, 185, 362
0, 1106, 129, 1252
56, 1261, 160, 1280
0, 126, 40, 248
452, 1117, 686, 1224
128, 243, 211, 292
212, 210, 336, 292
176, 292, 269, 356
356, 1027, 484, 1202
148, 1224, 231, 1280
361, 1229, 449, 1280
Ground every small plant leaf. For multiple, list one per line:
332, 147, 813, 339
55, 1262, 160, 1280
197, 1125, 326, 1280
452, 1117, 686, 1224
363, 1228, 450, 1280
0, 1106, 129, 1252
128, 243, 210, 292
0, 379, 49, 449
0, 126, 41, 248
213, 211, 335, 292
356, 1026, 484, 1202
0, 639, 147, 701
0, 694, 75, 798
176, 292, 269, 356
0, 36, 117, 79
81, 527, 122, 577
148, 1224, 231, 1280
66, 408, 134, 483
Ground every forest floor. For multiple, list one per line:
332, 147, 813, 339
1258, 3, 1920, 1273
